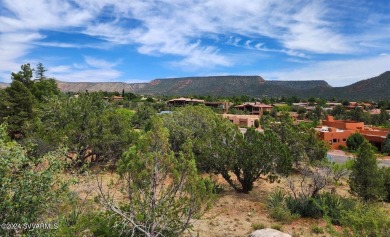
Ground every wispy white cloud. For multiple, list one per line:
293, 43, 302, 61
0, 0, 94, 32
0, 32, 45, 81
226, 36, 309, 58
171, 47, 232, 70
51, 68, 122, 82
84, 56, 120, 69
74, 0, 348, 67
34, 41, 111, 50
50, 57, 122, 82
0, 0, 389, 83
49, 65, 72, 74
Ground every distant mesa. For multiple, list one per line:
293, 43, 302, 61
0, 82, 9, 88
55, 80, 147, 93
2, 72, 390, 100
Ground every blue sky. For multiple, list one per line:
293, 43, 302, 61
0, 0, 389, 86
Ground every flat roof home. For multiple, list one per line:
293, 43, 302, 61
167, 97, 205, 106
318, 116, 390, 150
235, 102, 273, 115
204, 101, 232, 113
326, 102, 342, 108
222, 114, 260, 128
166, 97, 232, 112
103, 96, 124, 101
112, 96, 124, 101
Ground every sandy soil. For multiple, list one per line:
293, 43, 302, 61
189, 176, 341, 237
68, 169, 348, 237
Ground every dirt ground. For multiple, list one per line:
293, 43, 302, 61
189, 176, 339, 237
68, 169, 348, 237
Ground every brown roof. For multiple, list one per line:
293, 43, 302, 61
168, 97, 205, 103
235, 103, 273, 108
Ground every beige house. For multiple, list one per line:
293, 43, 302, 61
234, 102, 273, 115
222, 114, 260, 127
167, 97, 205, 106
167, 97, 232, 112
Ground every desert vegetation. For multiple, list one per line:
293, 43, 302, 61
1, 64, 390, 236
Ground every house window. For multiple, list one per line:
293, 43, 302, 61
333, 139, 337, 143
343, 138, 346, 142
329, 140, 333, 144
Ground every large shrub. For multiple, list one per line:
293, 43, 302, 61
285, 195, 323, 219
163, 106, 292, 193
0, 124, 69, 236
346, 133, 366, 151
280, 191, 357, 225
314, 192, 356, 225
349, 140, 385, 201
340, 203, 390, 236
382, 167, 390, 202
98, 117, 214, 236
267, 189, 298, 223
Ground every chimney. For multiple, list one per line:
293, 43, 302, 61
326, 116, 334, 122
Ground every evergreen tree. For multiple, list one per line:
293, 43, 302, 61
349, 107, 365, 122
11, 63, 34, 88
163, 106, 293, 193
379, 108, 390, 125
31, 78, 60, 101
346, 133, 366, 151
35, 62, 47, 80
254, 119, 260, 128
1, 81, 35, 138
100, 117, 213, 236
349, 140, 385, 201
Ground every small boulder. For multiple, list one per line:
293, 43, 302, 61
250, 228, 291, 237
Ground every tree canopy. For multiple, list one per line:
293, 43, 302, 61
99, 117, 213, 236
346, 133, 366, 151
349, 140, 385, 201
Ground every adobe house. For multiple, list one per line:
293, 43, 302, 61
360, 127, 390, 151
167, 97, 205, 106
111, 96, 124, 101
343, 102, 369, 111
326, 102, 342, 108
318, 126, 354, 149
322, 116, 364, 131
318, 116, 390, 150
103, 96, 124, 101
204, 101, 232, 113
222, 114, 260, 127
234, 102, 273, 115
167, 97, 232, 112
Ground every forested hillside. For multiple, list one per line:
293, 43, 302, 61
300, 71, 390, 100
2, 72, 390, 100
56, 80, 147, 92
